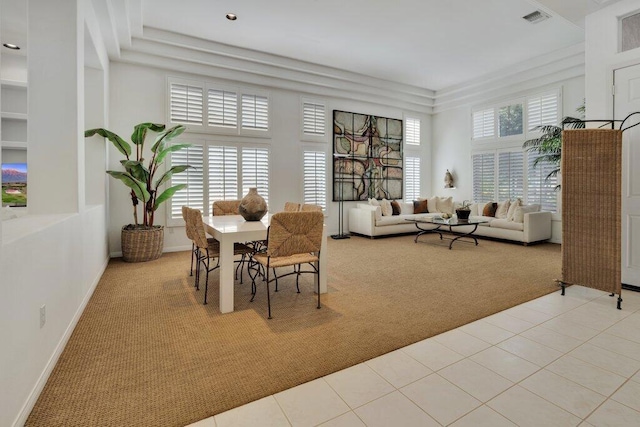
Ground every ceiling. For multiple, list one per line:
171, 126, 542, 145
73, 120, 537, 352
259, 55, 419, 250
0, 0, 624, 91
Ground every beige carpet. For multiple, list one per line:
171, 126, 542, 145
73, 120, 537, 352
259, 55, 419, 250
26, 235, 561, 427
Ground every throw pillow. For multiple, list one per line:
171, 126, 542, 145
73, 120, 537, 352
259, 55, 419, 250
400, 202, 414, 215
513, 204, 540, 223
380, 199, 393, 216
368, 198, 380, 207
495, 200, 511, 219
437, 196, 454, 215
391, 200, 401, 216
413, 199, 429, 214
507, 198, 522, 221
427, 196, 439, 213
482, 202, 498, 217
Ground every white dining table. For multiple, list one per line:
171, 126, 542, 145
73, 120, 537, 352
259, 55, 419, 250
202, 214, 328, 313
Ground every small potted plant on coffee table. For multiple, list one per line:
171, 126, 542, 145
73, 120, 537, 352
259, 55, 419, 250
456, 200, 472, 221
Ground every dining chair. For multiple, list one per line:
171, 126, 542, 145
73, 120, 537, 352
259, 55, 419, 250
188, 208, 221, 305
284, 202, 301, 212
211, 200, 254, 283
301, 204, 323, 212
212, 200, 241, 216
182, 206, 196, 277
250, 211, 324, 319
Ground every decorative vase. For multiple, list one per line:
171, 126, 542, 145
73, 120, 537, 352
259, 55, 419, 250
456, 209, 471, 220
239, 188, 267, 221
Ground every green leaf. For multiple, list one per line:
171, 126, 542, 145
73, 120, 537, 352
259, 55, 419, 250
85, 128, 131, 157
120, 160, 150, 183
154, 184, 187, 210
106, 171, 151, 202
151, 125, 185, 153
154, 143, 192, 165
131, 123, 165, 146
155, 165, 191, 188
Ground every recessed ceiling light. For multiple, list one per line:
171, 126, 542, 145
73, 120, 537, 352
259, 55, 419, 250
3, 43, 20, 50
226, 13, 237, 21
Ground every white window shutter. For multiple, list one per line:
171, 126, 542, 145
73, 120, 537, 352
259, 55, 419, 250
208, 146, 238, 202
404, 156, 420, 200
473, 109, 494, 139
498, 151, 524, 201
241, 147, 269, 206
303, 102, 326, 136
170, 144, 204, 219
303, 151, 327, 210
170, 82, 204, 125
472, 153, 495, 203
527, 153, 558, 212
405, 118, 420, 145
241, 94, 269, 130
528, 93, 558, 131
208, 89, 238, 128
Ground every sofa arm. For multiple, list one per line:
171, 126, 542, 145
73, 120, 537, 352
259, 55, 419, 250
348, 204, 379, 236
523, 211, 552, 243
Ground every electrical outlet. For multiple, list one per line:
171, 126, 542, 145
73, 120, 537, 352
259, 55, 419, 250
40, 305, 46, 328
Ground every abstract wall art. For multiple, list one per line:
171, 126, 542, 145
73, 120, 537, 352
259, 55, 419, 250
332, 110, 403, 201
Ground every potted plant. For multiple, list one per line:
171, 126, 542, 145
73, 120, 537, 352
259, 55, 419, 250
456, 200, 472, 221
85, 123, 191, 262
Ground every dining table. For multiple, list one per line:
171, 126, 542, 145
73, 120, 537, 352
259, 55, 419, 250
202, 214, 328, 313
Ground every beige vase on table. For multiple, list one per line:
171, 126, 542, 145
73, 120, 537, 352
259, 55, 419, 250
239, 188, 268, 221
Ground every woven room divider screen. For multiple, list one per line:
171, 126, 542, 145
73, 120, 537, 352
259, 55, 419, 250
560, 129, 622, 308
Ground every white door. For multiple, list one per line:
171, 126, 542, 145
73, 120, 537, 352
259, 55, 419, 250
614, 63, 640, 286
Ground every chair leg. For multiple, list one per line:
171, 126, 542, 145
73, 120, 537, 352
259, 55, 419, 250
266, 265, 272, 319
194, 249, 200, 291
295, 264, 301, 293
317, 267, 321, 309
204, 256, 210, 305
190, 243, 195, 276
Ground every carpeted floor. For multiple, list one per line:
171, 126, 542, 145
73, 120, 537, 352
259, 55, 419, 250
26, 235, 561, 427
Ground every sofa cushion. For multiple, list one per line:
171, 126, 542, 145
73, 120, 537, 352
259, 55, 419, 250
413, 199, 429, 214
376, 215, 411, 226
380, 199, 392, 216
437, 196, 454, 215
490, 218, 524, 231
514, 204, 540, 223
391, 200, 401, 215
400, 201, 414, 214
427, 196, 439, 213
368, 198, 380, 207
495, 200, 510, 219
483, 202, 498, 217
507, 198, 522, 221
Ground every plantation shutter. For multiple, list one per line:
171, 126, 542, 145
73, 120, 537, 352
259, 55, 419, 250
170, 144, 204, 219
404, 156, 420, 200
303, 150, 327, 210
498, 151, 524, 201
405, 118, 420, 145
208, 146, 238, 202
241, 94, 269, 130
169, 82, 204, 125
473, 108, 494, 139
303, 102, 326, 136
241, 147, 269, 206
527, 153, 558, 212
528, 92, 558, 131
472, 153, 495, 203
208, 89, 238, 128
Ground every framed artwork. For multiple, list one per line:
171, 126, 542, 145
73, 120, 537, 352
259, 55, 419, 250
333, 110, 403, 201
2, 162, 27, 206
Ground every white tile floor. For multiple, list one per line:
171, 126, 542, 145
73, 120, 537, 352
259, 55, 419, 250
187, 286, 640, 427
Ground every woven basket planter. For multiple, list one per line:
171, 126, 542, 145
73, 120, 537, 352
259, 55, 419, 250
121, 225, 164, 263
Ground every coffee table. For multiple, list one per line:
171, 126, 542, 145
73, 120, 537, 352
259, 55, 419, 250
407, 217, 489, 249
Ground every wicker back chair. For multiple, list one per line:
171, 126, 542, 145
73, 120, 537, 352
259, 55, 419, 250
182, 206, 197, 277
187, 207, 221, 305
301, 204, 322, 212
283, 202, 301, 212
251, 211, 324, 319
212, 200, 241, 216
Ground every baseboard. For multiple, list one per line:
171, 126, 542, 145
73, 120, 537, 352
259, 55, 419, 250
12, 256, 110, 427
622, 283, 640, 293
110, 245, 191, 258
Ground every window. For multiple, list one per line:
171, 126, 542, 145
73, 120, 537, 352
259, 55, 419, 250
527, 153, 558, 212
472, 152, 496, 203
169, 82, 203, 125
208, 146, 238, 201
303, 150, 327, 210
498, 103, 523, 137
170, 144, 204, 218
473, 108, 495, 139
404, 156, 420, 200
405, 118, 420, 145
208, 89, 237, 128
527, 92, 558, 131
241, 94, 269, 131
498, 151, 524, 201
241, 147, 269, 206
302, 101, 326, 136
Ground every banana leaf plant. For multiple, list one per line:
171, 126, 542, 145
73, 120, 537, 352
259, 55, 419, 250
85, 123, 191, 227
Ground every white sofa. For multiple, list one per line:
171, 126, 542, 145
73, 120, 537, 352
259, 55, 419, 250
348, 201, 552, 244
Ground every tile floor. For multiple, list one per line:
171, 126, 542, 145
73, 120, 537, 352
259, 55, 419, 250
187, 286, 640, 427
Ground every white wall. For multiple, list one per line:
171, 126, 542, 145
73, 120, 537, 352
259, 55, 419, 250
107, 62, 432, 255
